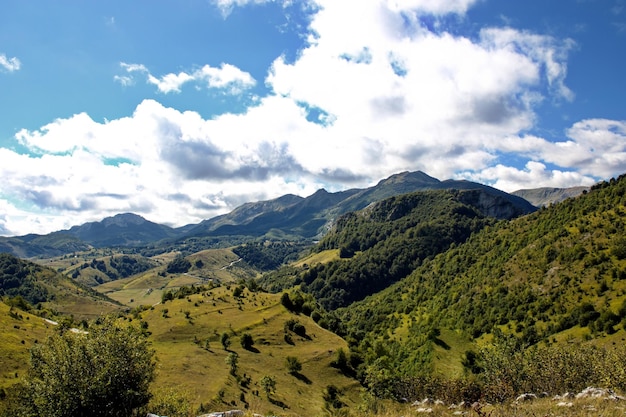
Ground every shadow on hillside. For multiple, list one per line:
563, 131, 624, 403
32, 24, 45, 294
433, 337, 451, 350
291, 372, 312, 384
269, 397, 289, 410
244, 346, 260, 353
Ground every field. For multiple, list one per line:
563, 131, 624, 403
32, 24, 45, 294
139, 284, 359, 416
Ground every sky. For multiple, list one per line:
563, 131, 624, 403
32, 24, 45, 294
1, 0, 625, 236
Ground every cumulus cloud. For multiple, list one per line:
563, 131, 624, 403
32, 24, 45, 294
0, 53, 21, 72
3, 0, 625, 236
115, 62, 255, 94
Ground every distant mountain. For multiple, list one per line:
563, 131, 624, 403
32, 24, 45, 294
512, 186, 589, 207
0, 171, 541, 258
332, 171, 536, 219
185, 171, 536, 240
63, 213, 178, 247
0, 233, 90, 259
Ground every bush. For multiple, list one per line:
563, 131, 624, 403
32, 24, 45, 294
240, 333, 254, 350
6, 316, 155, 417
286, 356, 302, 374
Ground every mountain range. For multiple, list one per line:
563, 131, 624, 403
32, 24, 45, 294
0, 171, 584, 258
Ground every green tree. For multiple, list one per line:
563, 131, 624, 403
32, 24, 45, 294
259, 375, 276, 398
221, 332, 231, 350
240, 333, 254, 350
166, 255, 191, 274
286, 356, 302, 374
12, 316, 155, 417
226, 352, 239, 376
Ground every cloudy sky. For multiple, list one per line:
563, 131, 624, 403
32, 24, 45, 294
1, 0, 625, 236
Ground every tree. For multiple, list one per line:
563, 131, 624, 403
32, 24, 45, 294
259, 375, 276, 398
226, 352, 239, 376
286, 356, 302, 374
240, 333, 254, 350
221, 332, 231, 350
166, 255, 191, 274
13, 316, 155, 417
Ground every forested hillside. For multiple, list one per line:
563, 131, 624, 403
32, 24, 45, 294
0, 253, 121, 319
335, 175, 626, 386
260, 188, 529, 309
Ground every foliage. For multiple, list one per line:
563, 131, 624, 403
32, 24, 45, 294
331, 174, 626, 386
161, 283, 216, 303
226, 352, 239, 376
240, 332, 254, 350
259, 375, 276, 398
0, 253, 50, 305
166, 254, 191, 274
232, 241, 311, 271
5, 316, 155, 417
286, 356, 302, 374
221, 332, 231, 350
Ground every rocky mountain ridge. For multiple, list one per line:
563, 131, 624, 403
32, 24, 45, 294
0, 171, 585, 258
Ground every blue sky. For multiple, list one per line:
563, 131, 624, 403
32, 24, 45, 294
1, 0, 625, 236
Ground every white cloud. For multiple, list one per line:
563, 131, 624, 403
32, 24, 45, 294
115, 62, 256, 94
462, 161, 597, 192
0, 53, 21, 72
212, 0, 276, 17
3, 0, 623, 236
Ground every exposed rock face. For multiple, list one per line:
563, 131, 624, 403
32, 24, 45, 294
458, 189, 535, 220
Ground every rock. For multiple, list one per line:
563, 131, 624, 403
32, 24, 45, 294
553, 392, 575, 400
556, 402, 574, 407
416, 407, 433, 413
576, 387, 614, 399
515, 393, 537, 402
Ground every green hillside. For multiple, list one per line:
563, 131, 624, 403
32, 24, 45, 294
140, 284, 359, 415
4, 174, 626, 414
262, 189, 504, 309
0, 253, 122, 319
0, 282, 358, 416
332, 175, 626, 393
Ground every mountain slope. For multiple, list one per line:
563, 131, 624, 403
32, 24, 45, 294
0, 253, 121, 319
260, 188, 531, 309
64, 213, 178, 247
0, 233, 89, 259
512, 186, 589, 207
335, 174, 626, 378
0, 171, 538, 258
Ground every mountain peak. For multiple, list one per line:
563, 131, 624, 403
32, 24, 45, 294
101, 213, 148, 227
377, 171, 440, 186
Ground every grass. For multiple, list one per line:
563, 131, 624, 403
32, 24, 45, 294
94, 248, 258, 309
431, 328, 474, 377
0, 303, 54, 390
293, 249, 340, 267
137, 285, 359, 416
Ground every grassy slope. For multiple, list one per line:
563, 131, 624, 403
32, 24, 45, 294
137, 285, 359, 415
0, 303, 54, 389
95, 249, 257, 309
293, 249, 340, 268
